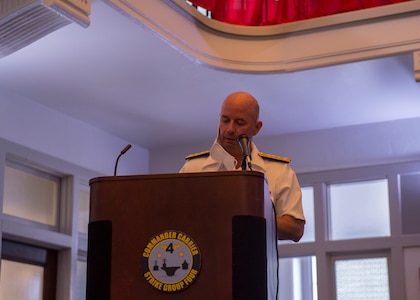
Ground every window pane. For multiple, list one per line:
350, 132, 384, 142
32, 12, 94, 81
404, 247, 420, 299
0, 260, 44, 300
278, 256, 317, 300
3, 166, 59, 226
78, 190, 90, 234
75, 260, 87, 300
335, 257, 389, 300
329, 179, 390, 240
400, 173, 420, 234
300, 186, 315, 243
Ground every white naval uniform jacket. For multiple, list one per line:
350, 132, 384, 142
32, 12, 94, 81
180, 139, 305, 222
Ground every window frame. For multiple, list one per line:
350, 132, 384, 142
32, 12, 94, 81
1, 239, 58, 300
3, 160, 62, 230
0, 139, 100, 300
279, 160, 420, 299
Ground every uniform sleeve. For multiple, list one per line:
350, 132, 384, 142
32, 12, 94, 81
272, 165, 305, 222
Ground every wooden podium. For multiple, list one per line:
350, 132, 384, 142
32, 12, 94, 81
87, 171, 275, 300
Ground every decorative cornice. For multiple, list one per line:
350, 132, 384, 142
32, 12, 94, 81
102, 0, 420, 73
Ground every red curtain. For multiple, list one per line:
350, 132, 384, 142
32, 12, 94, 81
189, 0, 411, 26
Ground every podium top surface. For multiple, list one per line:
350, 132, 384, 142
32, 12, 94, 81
89, 170, 264, 186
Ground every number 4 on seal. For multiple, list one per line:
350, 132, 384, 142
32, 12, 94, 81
165, 243, 183, 253
166, 243, 174, 253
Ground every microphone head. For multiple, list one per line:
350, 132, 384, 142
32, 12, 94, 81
237, 134, 250, 156
237, 134, 249, 142
121, 144, 132, 154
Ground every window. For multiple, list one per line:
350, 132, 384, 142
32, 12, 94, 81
280, 162, 420, 300
0, 141, 99, 300
0, 240, 57, 300
334, 256, 390, 299
3, 163, 60, 227
300, 186, 315, 243
78, 189, 90, 234
403, 247, 420, 299
328, 179, 390, 240
400, 173, 420, 235
278, 256, 317, 300
0, 260, 44, 300
75, 260, 87, 300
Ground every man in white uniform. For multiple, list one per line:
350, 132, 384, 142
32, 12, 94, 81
180, 91, 305, 242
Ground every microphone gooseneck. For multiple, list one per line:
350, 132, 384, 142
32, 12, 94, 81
114, 144, 132, 176
237, 134, 252, 171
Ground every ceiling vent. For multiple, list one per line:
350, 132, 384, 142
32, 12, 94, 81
0, 0, 90, 58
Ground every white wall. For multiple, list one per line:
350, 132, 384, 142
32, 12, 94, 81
149, 117, 420, 174
2, 87, 420, 178
0, 90, 149, 177
258, 117, 420, 173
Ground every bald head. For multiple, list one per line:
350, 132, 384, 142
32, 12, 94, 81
218, 91, 262, 159
221, 91, 260, 122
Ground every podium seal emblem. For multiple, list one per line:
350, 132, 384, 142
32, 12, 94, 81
141, 230, 201, 293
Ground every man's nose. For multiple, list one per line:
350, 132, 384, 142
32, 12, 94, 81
227, 121, 236, 133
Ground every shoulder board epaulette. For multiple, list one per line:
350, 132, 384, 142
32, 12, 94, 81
185, 150, 210, 160
258, 152, 291, 163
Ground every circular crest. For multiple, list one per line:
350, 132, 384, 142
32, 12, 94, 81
141, 230, 201, 293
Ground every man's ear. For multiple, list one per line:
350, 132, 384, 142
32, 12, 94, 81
254, 120, 263, 135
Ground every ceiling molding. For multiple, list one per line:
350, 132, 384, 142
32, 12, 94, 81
102, 0, 420, 73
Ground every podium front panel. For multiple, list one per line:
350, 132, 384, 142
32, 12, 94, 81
87, 171, 268, 300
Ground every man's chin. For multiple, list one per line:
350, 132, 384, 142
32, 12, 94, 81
222, 142, 241, 154
222, 138, 237, 148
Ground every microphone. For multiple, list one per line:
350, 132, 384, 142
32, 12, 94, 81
114, 144, 132, 176
237, 134, 252, 171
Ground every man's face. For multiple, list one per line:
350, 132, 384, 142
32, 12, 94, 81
218, 98, 262, 156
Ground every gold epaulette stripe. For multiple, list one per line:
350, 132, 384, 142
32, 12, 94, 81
185, 150, 210, 160
258, 152, 291, 163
